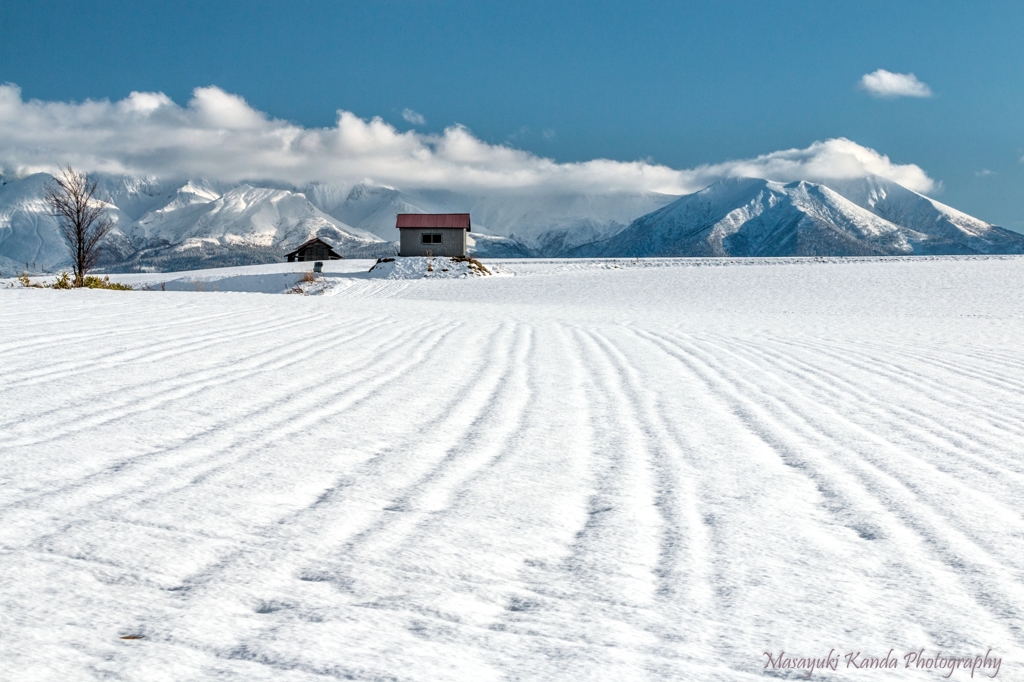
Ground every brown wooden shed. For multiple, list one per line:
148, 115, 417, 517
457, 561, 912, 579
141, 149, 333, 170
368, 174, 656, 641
285, 237, 342, 262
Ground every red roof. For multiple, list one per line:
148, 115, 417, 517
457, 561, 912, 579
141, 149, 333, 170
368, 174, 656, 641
396, 213, 471, 231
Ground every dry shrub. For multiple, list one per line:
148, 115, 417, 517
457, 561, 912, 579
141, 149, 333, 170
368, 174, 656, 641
17, 273, 42, 288
17, 271, 131, 290
51, 272, 73, 289
82, 275, 133, 290
450, 256, 491, 275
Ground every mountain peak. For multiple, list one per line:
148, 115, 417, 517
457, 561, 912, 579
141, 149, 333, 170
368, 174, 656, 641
1, 172, 1019, 271
585, 175, 1024, 258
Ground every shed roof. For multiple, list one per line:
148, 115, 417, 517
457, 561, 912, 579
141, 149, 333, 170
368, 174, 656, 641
283, 237, 341, 259
396, 213, 471, 231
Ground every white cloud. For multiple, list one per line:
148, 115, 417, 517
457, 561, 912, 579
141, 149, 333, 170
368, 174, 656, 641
695, 137, 936, 193
0, 84, 936, 195
975, 169, 994, 177
859, 69, 933, 98
401, 108, 425, 125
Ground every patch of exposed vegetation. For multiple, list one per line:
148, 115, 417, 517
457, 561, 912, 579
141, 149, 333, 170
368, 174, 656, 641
451, 256, 492, 275
16, 272, 133, 290
288, 269, 325, 295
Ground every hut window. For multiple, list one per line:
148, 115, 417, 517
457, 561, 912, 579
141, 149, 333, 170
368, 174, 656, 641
421, 233, 443, 244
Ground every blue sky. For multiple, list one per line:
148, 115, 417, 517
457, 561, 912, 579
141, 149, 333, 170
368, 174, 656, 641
1, 1, 1022, 227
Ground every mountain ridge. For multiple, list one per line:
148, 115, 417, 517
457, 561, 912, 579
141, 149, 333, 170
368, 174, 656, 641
1, 172, 1020, 273
572, 176, 1024, 258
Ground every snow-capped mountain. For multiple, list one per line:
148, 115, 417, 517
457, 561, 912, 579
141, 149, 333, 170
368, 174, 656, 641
455, 190, 677, 254
0, 174, 68, 273
302, 182, 676, 255
0, 173, 138, 273
305, 184, 429, 240
577, 176, 1024, 258
822, 175, 1019, 255
1, 171, 1020, 273
0, 174, 393, 273
0, 172, 677, 272
119, 183, 395, 271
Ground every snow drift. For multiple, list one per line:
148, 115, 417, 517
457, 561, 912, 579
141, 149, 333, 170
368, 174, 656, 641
367, 256, 492, 279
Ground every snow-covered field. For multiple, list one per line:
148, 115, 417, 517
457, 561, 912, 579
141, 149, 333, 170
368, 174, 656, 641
2, 256, 1023, 680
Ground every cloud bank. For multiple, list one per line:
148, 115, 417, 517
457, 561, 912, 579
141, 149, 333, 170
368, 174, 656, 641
859, 69, 933, 98
0, 84, 935, 195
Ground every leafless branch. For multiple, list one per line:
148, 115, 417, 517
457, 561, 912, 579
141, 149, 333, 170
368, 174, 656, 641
44, 165, 114, 286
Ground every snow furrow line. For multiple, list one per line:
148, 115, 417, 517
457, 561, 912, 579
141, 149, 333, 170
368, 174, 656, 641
10, 319, 462, 606
887, 344, 1024, 394
781, 336, 1024, 439
727, 336, 1024, 482
0, 309, 385, 437
123, 320, 484, 593
284, 323, 525, 570
0, 313, 391, 448
0, 308, 331, 390
704, 336, 1024, 567
480, 325, 665, 679
650, 331, 1024, 646
0, 318, 441, 535
110, 323, 521, 675
0, 303, 248, 359
587, 327, 719, 673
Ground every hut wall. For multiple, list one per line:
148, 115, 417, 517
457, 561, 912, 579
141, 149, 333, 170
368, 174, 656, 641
399, 228, 467, 257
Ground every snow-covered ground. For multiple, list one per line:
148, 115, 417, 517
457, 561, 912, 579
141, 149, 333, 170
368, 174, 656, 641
2, 256, 1023, 680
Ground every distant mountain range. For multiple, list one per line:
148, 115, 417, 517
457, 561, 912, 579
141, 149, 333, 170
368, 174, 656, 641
1, 172, 1020, 273
571, 175, 1024, 257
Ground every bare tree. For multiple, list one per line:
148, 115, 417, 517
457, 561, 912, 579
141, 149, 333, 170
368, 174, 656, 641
44, 165, 114, 287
